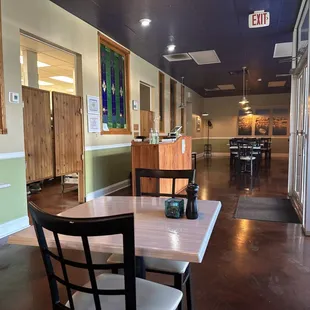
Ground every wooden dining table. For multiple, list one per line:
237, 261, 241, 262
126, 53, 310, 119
8, 196, 221, 276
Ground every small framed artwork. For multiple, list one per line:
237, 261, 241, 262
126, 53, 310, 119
238, 110, 252, 135
87, 95, 100, 115
196, 117, 201, 132
88, 114, 101, 133
255, 116, 270, 136
272, 117, 288, 135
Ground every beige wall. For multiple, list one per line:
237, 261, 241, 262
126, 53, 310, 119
202, 93, 290, 138
190, 93, 291, 154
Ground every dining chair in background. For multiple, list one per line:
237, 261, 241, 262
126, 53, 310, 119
235, 142, 256, 176
108, 168, 196, 310
29, 202, 183, 310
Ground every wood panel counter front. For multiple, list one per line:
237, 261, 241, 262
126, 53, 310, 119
131, 136, 192, 195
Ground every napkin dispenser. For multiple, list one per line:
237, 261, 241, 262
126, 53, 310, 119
165, 198, 184, 219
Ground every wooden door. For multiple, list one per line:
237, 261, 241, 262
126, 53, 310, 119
22, 86, 54, 183
140, 110, 154, 137
52, 92, 83, 177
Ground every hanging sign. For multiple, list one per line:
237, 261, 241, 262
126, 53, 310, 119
249, 10, 270, 28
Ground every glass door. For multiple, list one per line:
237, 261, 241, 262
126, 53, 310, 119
292, 64, 309, 221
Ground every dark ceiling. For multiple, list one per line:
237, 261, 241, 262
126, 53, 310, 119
50, 0, 301, 97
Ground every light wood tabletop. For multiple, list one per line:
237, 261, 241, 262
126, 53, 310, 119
9, 196, 221, 263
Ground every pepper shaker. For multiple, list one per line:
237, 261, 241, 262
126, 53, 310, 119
186, 183, 199, 219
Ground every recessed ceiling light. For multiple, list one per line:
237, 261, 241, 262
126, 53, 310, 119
167, 44, 176, 52
257, 78, 262, 82
140, 18, 151, 27
202, 113, 209, 117
50, 76, 74, 83
38, 80, 54, 86
37, 61, 50, 68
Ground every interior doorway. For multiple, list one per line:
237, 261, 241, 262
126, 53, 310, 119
20, 33, 85, 208
139, 82, 154, 137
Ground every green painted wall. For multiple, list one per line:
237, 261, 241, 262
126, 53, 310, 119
85, 147, 131, 194
192, 138, 289, 154
0, 158, 27, 224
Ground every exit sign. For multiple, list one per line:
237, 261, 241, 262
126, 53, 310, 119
249, 10, 270, 28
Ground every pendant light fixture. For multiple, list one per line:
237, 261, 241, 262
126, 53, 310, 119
179, 77, 186, 109
239, 67, 249, 105
242, 79, 251, 111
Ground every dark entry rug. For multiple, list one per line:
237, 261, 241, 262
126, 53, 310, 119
235, 197, 301, 224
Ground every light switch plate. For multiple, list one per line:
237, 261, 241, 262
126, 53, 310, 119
9, 92, 20, 104
132, 100, 139, 110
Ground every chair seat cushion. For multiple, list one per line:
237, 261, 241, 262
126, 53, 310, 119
108, 254, 189, 274
67, 273, 182, 310
239, 156, 256, 161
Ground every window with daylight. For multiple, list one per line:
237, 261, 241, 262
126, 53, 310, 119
181, 85, 185, 133
159, 72, 165, 132
99, 33, 130, 134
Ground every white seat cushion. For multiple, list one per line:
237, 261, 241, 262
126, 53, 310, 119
108, 254, 189, 274
67, 273, 182, 310
240, 156, 256, 161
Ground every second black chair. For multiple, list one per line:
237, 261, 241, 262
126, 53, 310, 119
109, 168, 196, 310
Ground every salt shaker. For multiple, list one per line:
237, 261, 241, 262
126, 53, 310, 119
186, 183, 199, 219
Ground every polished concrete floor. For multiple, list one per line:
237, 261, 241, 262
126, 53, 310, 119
1, 157, 310, 310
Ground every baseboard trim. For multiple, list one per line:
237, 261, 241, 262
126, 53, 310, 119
86, 179, 130, 201
0, 216, 30, 239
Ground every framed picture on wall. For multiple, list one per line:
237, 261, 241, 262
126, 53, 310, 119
196, 116, 201, 132
238, 110, 252, 135
272, 117, 288, 135
255, 116, 270, 136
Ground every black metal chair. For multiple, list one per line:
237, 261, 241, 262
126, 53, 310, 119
235, 142, 256, 176
109, 168, 196, 310
29, 202, 183, 310
261, 138, 272, 160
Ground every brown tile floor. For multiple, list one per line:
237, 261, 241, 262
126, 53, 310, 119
1, 157, 310, 310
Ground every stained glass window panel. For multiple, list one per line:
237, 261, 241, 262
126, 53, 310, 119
100, 41, 127, 130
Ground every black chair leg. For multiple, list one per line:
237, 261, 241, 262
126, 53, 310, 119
111, 267, 119, 274
174, 274, 183, 310
186, 271, 193, 310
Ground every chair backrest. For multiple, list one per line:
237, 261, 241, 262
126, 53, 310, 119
29, 202, 136, 310
135, 168, 195, 198
237, 142, 253, 158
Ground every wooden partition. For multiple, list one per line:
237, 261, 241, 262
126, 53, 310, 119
23, 86, 54, 183
52, 92, 84, 202
131, 136, 192, 195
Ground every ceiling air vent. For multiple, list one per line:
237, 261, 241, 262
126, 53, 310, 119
188, 50, 221, 65
205, 87, 220, 92
163, 53, 192, 62
268, 81, 286, 87
217, 84, 236, 90
229, 68, 249, 76
273, 42, 292, 58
